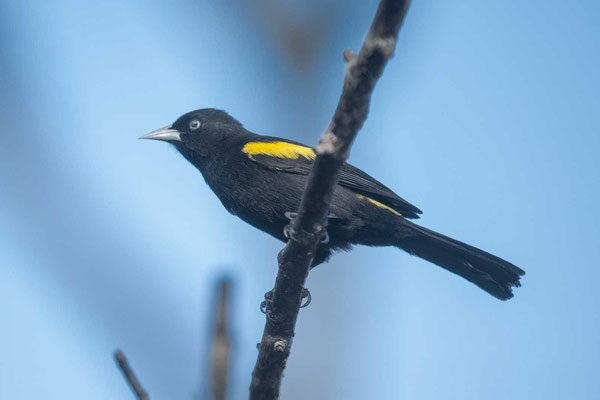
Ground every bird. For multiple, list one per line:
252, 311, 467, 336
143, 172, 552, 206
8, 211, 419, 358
141, 108, 524, 300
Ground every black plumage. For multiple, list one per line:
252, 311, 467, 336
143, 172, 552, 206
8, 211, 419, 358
141, 108, 524, 300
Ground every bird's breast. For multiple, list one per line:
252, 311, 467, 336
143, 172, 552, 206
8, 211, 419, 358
202, 159, 306, 240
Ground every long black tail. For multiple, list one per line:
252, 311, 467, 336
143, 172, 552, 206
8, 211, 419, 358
396, 221, 525, 300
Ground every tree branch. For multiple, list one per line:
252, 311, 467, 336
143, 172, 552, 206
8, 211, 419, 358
249, 1, 411, 399
114, 350, 149, 400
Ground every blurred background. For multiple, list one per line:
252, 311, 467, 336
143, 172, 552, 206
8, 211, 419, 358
1, 0, 599, 399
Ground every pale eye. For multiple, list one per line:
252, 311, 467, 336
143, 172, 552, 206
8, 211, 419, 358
189, 119, 201, 131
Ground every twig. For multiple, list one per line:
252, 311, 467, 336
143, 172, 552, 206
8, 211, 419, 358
249, 1, 411, 399
114, 350, 149, 400
211, 280, 232, 400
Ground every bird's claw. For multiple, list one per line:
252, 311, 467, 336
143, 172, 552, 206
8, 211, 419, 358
284, 211, 297, 221
260, 290, 280, 321
259, 288, 312, 317
300, 288, 311, 308
283, 224, 293, 240
283, 211, 297, 240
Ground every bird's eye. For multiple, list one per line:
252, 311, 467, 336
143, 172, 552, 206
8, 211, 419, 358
189, 119, 201, 131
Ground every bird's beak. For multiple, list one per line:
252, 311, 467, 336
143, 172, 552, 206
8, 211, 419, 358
139, 125, 181, 142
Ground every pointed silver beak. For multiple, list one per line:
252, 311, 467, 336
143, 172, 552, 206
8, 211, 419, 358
139, 125, 181, 142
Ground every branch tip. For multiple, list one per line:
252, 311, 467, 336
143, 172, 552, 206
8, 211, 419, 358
343, 49, 356, 62
114, 350, 149, 400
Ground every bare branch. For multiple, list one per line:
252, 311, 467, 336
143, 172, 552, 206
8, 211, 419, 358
249, 1, 411, 399
114, 350, 149, 400
211, 280, 232, 400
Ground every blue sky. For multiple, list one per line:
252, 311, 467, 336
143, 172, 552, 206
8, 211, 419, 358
1, 1, 599, 399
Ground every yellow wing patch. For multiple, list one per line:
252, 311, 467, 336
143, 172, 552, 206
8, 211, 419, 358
356, 194, 402, 217
242, 141, 316, 160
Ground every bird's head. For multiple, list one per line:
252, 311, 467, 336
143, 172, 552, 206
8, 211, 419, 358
140, 108, 244, 165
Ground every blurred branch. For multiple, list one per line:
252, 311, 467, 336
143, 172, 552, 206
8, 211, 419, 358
238, 0, 338, 74
210, 280, 232, 400
114, 280, 233, 400
114, 350, 149, 400
249, 1, 411, 399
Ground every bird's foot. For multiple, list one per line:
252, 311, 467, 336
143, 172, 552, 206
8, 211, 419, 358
283, 211, 329, 243
259, 287, 312, 318
283, 212, 297, 241
259, 290, 278, 321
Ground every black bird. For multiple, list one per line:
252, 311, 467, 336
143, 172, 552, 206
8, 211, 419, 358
141, 109, 524, 300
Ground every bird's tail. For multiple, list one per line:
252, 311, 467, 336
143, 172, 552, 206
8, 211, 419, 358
394, 220, 524, 300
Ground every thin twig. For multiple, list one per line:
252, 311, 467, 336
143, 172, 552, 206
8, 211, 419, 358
114, 350, 149, 400
211, 280, 232, 400
249, 1, 411, 399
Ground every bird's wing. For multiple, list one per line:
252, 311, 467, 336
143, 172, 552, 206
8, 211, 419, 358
241, 138, 422, 219
338, 163, 422, 218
